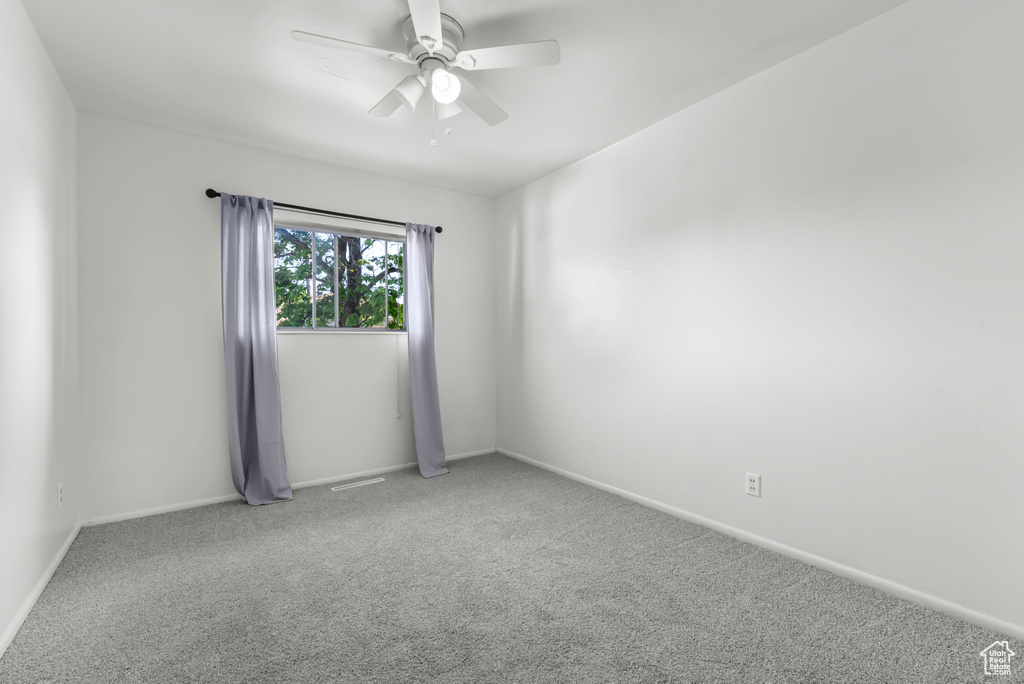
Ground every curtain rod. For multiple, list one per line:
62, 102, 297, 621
204, 188, 442, 233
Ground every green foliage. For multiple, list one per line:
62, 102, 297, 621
274, 228, 404, 329
274, 229, 313, 327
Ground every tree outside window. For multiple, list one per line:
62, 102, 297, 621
273, 227, 404, 329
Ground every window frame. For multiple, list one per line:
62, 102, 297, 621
273, 218, 406, 334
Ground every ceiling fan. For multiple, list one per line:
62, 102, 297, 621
292, 0, 560, 126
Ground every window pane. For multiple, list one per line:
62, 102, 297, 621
387, 241, 404, 329
362, 239, 387, 328
274, 229, 404, 331
314, 232, 336, 328
336, 236, 380, 328
274, 228, 313, 327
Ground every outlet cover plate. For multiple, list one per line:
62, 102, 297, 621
745, 473, 761, 497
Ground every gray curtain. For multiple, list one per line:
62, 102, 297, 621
405, 223, 448, 478
221, 194, 293, 504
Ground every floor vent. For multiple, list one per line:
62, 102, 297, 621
330, 477, 385, 492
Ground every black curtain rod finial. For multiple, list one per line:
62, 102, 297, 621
204, 187, 441, 233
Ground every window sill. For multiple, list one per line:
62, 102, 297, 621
276, 328, 406, 335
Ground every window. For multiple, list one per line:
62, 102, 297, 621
273, 225, 404, 330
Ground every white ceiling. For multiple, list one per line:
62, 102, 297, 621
23, 0, 908, 197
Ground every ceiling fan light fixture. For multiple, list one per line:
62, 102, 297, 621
396, 75, 427, 110
436, 101, 461, 119
431, 69, 461, 104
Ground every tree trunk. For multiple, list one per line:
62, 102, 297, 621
341, 236, 363, 325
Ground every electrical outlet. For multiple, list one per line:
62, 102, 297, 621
57, 482, 64, 510
745, 473, 761, 498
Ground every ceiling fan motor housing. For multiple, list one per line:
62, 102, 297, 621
403, 13, 464, 66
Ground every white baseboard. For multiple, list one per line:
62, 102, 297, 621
290, 448, 493, 488
447, 447, 497, 461
0, 523, 81, 661
290, 461, 418, 489
496, 448, 1024, 641
83, 493, 243, 527
84, 449, 495, 527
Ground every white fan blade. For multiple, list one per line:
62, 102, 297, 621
369, 89, 404, 117
454, 40, 560, 71
407, 0, 443, 54
292, 30, 414, 64
456, 76, 508, 126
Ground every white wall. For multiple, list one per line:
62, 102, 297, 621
0, 0, 79, 656
77, 113, 496, 521
495, 0, 1024, 632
